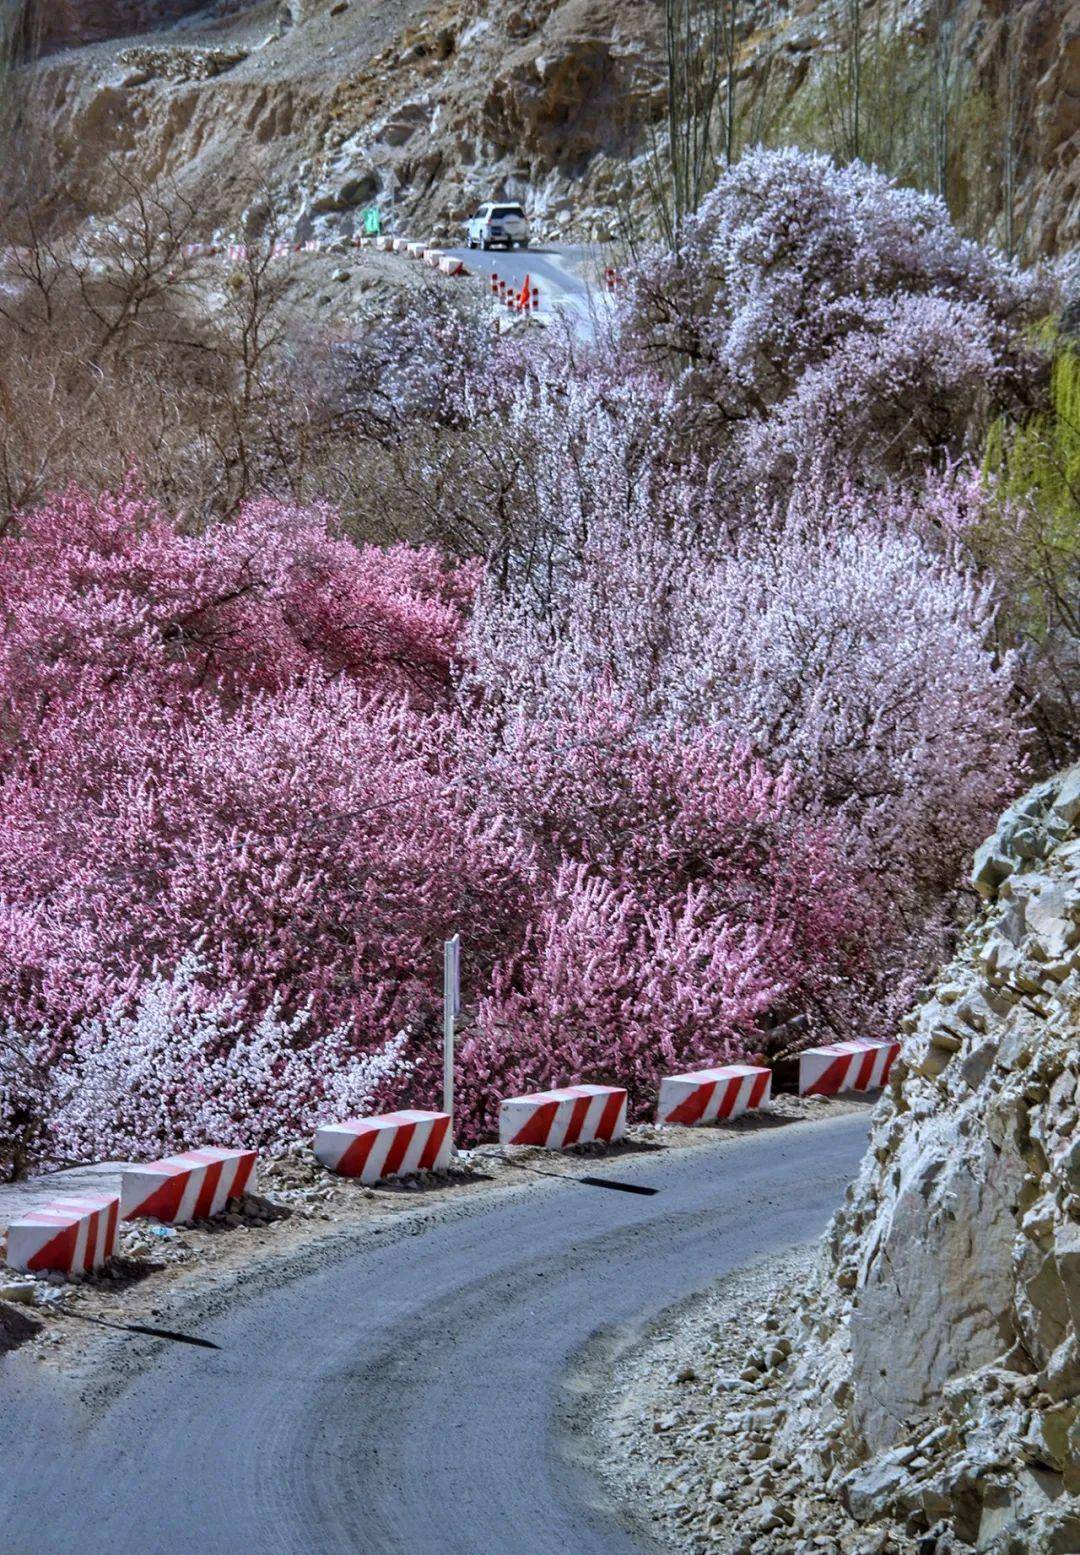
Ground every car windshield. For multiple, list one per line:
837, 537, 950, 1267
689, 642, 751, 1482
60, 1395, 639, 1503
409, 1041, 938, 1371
491, 206, 525, 219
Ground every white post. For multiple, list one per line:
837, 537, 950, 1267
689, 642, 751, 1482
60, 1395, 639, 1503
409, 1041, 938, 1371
443, 934, 460, 1119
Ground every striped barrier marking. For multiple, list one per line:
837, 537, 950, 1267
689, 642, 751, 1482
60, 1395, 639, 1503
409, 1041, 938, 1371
798, 1039, 900, 1097
499, 1084, 628, 1149
314, 1109, 452, 1184
423, 248, 444, 267
656, 1064, 771, 1127
405, 242, 426, 258
5, 1193, 119, 1274
121, 1147, 257, 1224
438, 256, 468, 276
391, 237, 412, 252
376, 236, 395, 251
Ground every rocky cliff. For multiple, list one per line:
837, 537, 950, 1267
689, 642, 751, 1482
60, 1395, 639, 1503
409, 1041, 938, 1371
767, 769, 1080, 1552
5, 0, 1077, 256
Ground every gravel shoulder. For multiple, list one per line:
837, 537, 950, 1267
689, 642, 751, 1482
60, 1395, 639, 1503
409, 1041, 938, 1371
578, 1247, 917, 1555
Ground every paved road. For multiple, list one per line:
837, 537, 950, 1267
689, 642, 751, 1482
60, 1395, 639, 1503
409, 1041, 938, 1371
0, 1114, 870, 1555
443, 242, 602, 332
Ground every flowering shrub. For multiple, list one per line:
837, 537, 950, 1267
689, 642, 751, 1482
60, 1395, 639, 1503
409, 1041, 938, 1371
0, 677, 533, 1046
466, 467, 1023, 1037
0, 482, 477, 749
0, 485, 525, 1168
52, 956, 413, 1162
450, 702, 872, 1139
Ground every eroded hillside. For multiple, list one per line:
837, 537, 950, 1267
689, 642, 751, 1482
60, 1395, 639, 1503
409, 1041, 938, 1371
4, 0, 1077, 254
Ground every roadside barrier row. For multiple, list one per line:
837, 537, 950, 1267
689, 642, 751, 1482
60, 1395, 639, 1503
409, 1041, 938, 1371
0, 236, 473, 270
1, 1038, 899, 1273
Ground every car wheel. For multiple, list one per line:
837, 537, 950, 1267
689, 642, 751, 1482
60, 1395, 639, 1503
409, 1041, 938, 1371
481, 239, 490, 251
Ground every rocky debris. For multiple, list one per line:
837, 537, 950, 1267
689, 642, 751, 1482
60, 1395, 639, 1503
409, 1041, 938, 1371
594, 764, 1080, 1552
588, 1246, 919, 1555
0, 1298, 44, 1351
115, 42, 250, 82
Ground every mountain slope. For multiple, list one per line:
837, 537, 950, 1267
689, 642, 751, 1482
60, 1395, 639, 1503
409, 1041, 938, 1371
6, 0, 1076, 255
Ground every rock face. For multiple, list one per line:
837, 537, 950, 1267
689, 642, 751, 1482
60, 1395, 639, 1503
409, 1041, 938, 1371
6, 0, 1076, 257
772, 766, 1080, 1551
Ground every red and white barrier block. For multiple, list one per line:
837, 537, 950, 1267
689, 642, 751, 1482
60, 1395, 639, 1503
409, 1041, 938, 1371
121, 1147, 257, 1224
499, 1085, 628, 1149
314, 1110, 452, 1184
5, 1194, 119, 1274
798, 1039, 900, 1097
656, 1064, 771, 1127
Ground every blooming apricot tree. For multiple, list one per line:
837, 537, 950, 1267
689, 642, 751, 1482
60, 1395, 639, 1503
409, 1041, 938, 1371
618, 147, 1045, 478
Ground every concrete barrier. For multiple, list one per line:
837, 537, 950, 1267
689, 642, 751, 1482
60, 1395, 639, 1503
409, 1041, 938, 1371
656, 1064, 771, 1127
798, 1039, 899, 1097
438, 256, 468, 276
121, 1147, 257, 1224
314, 1109, 452, 1183
423, 248, 444, 267
5, 1193, 119, 1274
376, 236, 395, 252
392, 237, 412, 253
405, 242, 427, 258
499, 1084, 627, 1149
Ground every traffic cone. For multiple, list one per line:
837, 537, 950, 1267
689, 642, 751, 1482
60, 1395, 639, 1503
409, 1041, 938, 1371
520, 274, 531, 312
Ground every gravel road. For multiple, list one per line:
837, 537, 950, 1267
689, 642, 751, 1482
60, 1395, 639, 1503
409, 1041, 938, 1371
0, 1113, 870, 1555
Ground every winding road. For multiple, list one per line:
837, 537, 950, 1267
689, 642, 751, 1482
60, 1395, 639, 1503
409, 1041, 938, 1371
0, 1113, 870, 1555
443, 242, 602, 332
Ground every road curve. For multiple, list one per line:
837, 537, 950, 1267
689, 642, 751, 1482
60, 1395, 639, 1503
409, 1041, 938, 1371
0, 1113, 870, 1555
443, 242, 601, 332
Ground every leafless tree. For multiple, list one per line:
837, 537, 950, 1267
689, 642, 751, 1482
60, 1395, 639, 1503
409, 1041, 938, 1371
636, 0, 747, 248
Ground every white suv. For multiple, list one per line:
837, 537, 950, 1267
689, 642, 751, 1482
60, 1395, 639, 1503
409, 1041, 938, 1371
465, 202, 530, 250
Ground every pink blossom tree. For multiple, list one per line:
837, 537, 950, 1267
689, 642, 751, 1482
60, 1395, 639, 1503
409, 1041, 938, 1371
0, 677, 533, 1045
0, 481, 477, 755
618, 147, 1047, 476
466, 468, 1023, 1015
0, 483, 528, 1168
449, 696, 873, 1137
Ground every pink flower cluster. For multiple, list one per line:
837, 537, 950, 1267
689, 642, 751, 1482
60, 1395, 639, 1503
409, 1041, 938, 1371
0, 484, 866, 1163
